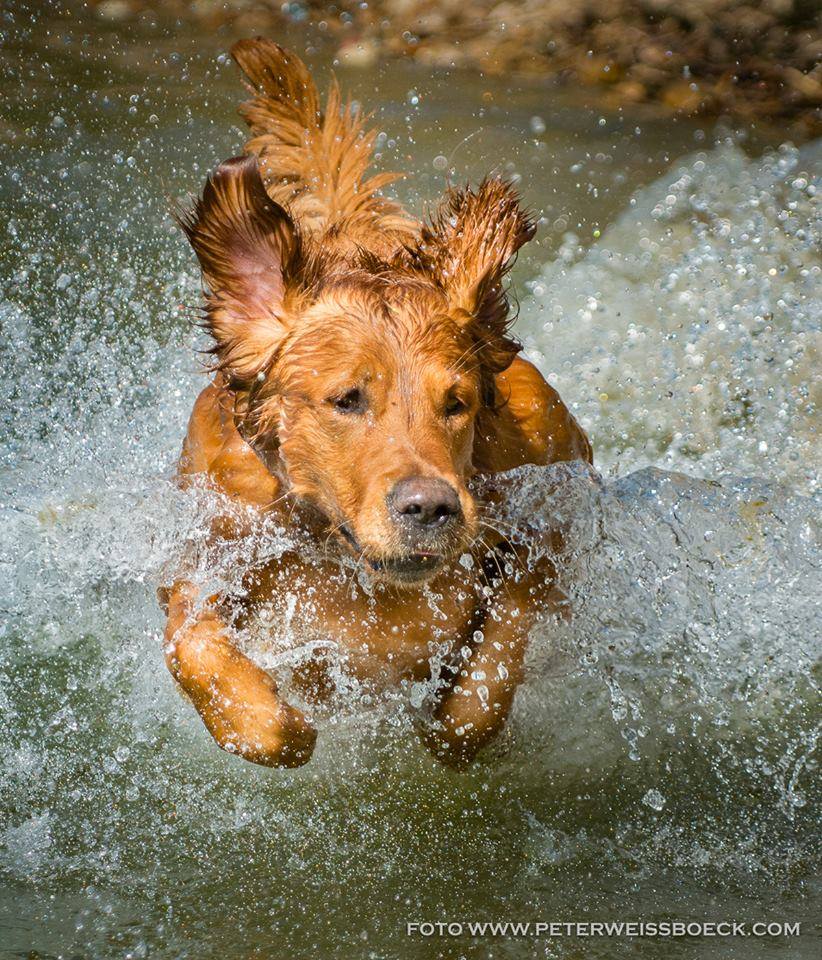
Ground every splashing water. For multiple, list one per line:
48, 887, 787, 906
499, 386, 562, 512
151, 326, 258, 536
522, 140, 821, 487
1, 7, 820, 958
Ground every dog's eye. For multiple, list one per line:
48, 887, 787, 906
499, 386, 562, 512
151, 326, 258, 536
444, 396, 467, 417
331, 388, 366, 414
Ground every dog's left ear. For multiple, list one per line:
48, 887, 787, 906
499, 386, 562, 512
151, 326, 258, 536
179, 154, 306, 388
408, 178, 535, 374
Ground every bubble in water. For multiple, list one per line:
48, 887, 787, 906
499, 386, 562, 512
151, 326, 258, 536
642, 789, 667, 811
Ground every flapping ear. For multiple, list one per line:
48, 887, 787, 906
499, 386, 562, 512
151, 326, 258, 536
406, 178, 536, 376
179, 154, 303, 387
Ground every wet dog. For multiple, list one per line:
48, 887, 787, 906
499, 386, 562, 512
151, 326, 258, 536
161, 38, 592, 768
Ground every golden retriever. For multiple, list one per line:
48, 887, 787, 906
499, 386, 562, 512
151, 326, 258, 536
161, 38, 592, 768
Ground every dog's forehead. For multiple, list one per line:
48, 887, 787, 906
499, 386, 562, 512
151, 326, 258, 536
306, 276, 450, 323
287, 281, 473, 374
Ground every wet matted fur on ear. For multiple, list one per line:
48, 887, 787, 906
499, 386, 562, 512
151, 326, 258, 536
404, 177, 536, 376
179, 154, 321, 388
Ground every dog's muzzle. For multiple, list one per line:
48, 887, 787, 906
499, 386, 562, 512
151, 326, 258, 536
338, 524, 447, 583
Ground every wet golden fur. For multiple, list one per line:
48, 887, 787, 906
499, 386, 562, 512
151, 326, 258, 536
162, 39, 592, 769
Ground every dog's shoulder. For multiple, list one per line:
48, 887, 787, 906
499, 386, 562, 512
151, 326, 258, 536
473, 356, 592, 473
178, 382, 226, 476
179, 381, 280, 509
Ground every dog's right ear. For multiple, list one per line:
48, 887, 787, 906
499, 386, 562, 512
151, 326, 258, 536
180, 155, 301, 386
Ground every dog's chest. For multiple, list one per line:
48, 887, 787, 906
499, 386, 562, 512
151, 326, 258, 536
242, 553, 480, 686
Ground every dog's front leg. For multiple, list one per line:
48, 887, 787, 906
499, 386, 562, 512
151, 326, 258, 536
161, 580, 316, 767
422, 568, 561, 769
422, 608, 530, 769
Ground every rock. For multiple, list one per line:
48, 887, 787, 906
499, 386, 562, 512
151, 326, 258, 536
338, 38, 380, 68
661, 80, 705, 113
95, 0, 133, 20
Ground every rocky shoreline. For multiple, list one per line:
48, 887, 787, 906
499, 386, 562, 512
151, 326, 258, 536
93, 0, 821, 137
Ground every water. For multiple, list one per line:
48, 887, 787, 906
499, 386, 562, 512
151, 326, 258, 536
523, 140, 821, 485
1, 3, 820, 957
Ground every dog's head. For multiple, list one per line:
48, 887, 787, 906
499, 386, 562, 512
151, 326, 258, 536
182, 156, 534, 585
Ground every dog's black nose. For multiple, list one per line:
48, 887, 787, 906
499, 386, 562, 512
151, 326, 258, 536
389, 477, 461, 528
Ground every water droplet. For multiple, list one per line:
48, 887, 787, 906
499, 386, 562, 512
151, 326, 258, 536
642, 789, 666, 811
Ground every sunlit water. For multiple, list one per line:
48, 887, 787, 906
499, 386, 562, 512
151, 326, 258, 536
1, 3, 820, 958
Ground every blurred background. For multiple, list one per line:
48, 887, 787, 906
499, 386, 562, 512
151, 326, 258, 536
85, 0, 822, 137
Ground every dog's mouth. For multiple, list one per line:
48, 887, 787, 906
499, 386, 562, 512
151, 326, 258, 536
338, 525, 446, 584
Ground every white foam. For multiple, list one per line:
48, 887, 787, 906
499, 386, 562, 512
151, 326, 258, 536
520, 140, 821, 489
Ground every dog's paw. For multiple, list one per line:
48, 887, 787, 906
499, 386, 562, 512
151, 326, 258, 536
167, 617, 317, 768
420, 722, 480, 771
205, 695, 317, 768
